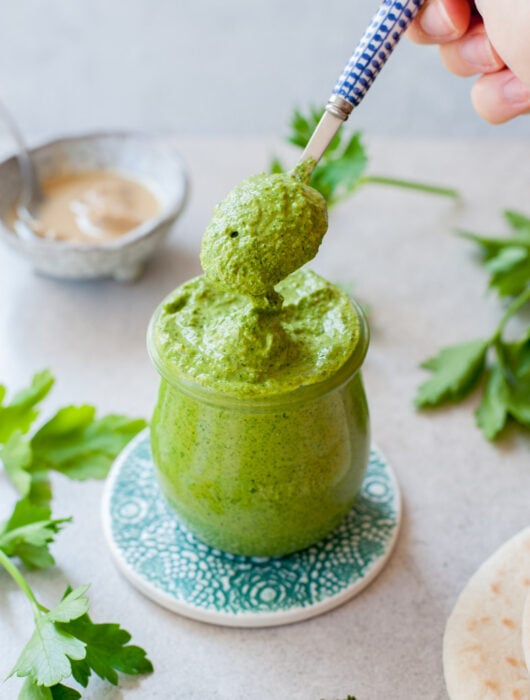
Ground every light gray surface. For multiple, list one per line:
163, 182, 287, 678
0, 0, 529, 144
1, 136, 530, 699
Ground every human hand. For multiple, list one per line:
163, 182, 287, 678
408, 0, 530, 123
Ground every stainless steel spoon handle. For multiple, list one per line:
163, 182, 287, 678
302, 0, 426, 165
0, 100, 41, 208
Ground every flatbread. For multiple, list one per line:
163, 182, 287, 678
444, 527, 530, 700
523, 591, 530, 677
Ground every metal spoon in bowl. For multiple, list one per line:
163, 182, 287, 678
0, 101, 46, 241
301, 0, 426, 169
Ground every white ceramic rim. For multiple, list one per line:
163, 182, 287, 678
101, 429, 402, 628
0, 130, 189, 252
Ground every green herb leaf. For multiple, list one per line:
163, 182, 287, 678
504, 209, 530, 239
459, 212, 530, 299
10, 587, 89, 687
269, 157, 284, 174
288, 107, 316, 149
288, 106, 342, 153
419, 208, 530, 439
274, 104, 457, 204
475, 336, 530, 439
415, 339, 489, 407
49, 684, 82, 700
475, 364, 510, 439
0, 499, 70, 569
310, 132, 368, 205
0, 372, 151, 697
19, 677, 52, 700
498, 337, 530, 426
458, 230, 525, 260
26, 472, 54, 509
486, 247, 530, 297
11, 622, 85, 687
0, 371, 54, 444
19, 679, 81, 700
30, 409, 146, 480
276, 105, 366, 203
48, 586, 91, 623
1, 433, 53, 507
1, 432, 33, 496
61, 611, 153, 687
486, 246, 528, 275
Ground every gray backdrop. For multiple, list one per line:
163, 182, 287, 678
0, 0, 528, 143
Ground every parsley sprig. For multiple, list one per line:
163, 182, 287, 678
416, 210, 530, 440
271, 106, 458, 205
0, 371, 151, 698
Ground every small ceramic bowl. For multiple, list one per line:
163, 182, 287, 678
0, 132, 189, 281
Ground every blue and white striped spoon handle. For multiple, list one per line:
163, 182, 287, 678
302, 0, 426, 165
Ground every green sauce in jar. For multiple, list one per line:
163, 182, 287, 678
148, 168, 370, 556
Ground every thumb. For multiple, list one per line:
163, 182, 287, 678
476, 0, 530, 86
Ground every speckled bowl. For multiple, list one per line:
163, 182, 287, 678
0, 132, 188, 281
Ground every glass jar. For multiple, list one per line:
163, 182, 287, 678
147, 299, 370, 558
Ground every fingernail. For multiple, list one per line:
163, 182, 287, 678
459, 33, 502, 71
419, 0, 457, 39
502, 76, 530, 105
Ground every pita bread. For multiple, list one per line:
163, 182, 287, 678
444, 527, 530, 700
523, 591, 530, 677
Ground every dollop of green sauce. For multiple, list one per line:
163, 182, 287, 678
153, 268, 361, 397
199, 169, 327, 296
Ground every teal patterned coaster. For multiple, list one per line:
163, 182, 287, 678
102, 430, 401, 627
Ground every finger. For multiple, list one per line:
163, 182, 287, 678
472, 69, 530, 123
407, 0, 471, 44
439, 20, 504, 77
475, 0, 530, 86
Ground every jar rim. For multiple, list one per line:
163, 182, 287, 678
147, 294, 369, 408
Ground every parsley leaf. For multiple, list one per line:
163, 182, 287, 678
460, 210, 530, 297
288, 106, 341, 154
61, 611, 154, 687
0, 386, 146, 499
19, 678, 80, 700
1, 431, 33, 496
0, 371, 54, 444
30, 408, 147, 480
495, 334, 530, 428
3, 572, 153, 697
0, 371, 152, 697
419, 208, 530, 440
310, 132, 368, 204
504, 209, 530, 238
272, 106, 367, 204
486, 246, 530, 297
415, 339, 489, 407
0, 498, 70, 569
475, 362, 511, 439
10, 587, 89, 687
271, 105, 458, 206
19, 679, 82, 700
49, 684, 81, 700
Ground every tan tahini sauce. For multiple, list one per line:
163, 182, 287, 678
30, 171, 160, 243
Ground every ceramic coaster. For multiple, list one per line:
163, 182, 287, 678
102, 429, 401, 628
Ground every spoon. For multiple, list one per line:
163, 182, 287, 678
302, 0, 426, 168
0, 101, 44, 241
